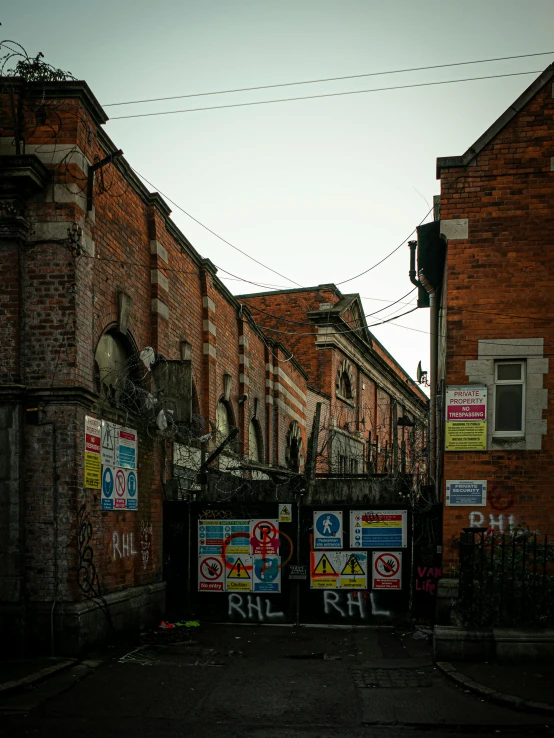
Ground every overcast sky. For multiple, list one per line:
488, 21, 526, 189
4, 1, 554, 386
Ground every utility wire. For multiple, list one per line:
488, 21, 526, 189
109, 70, 544, 120
130, 167, 303, 288
336, 207, 433, 285
104, 51, 554, 107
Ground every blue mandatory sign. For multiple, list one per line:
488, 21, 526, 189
316, 513, 340, 537
102, 467, 114, 497
127, 471, 137, 497
314, 511, 342, 549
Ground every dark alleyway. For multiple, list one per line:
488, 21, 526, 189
0, 625, 551, 737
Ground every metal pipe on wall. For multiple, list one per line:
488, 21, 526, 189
418, 270, 437, 498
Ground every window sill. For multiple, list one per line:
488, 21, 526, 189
336, 394, 355, 408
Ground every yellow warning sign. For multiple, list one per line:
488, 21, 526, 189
84, 452, 101, 489
226, 555, 252, 592
341, 555, 365, 576
279, 504, 292, 523
313, 554, 336, 576
227, 557, 250, 578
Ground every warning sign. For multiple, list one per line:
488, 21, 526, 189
226, 555, 252, 592
310, 551, 340, 589
250, 519, 280, 555
253, 555, 281, 593
114, 468, 127, 509
85, 416, 101, 454
372, 551, 402, 590
101, 420, 116, 465
279, 504, 292, 523
198, 555, 225, 592
339, 553, 367, 589
84, 451, 101, 489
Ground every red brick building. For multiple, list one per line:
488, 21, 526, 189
414, 64, 554, 569
238, 286, 428, 477
0, 78, 307, 652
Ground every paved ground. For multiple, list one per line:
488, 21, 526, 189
1, 625, 553, 737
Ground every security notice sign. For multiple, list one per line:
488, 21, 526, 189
446, 479, 487, 506
313, 511, 343, 549
116, 427, 137, 469
85, 416, 101, 454
198, 555, 225, 592
372, 551, 402, 590
445, 385, 487, 451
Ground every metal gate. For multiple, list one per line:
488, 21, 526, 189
163, 499, 435, 625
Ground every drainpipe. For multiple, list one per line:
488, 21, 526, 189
408, 240, 421, 292
418, 270, 437, 498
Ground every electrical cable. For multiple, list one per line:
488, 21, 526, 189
109, 70, 544, 120
103, 51, 554, 107
130, 167, 303, 288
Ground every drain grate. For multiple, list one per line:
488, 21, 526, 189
352, 667, 432, 689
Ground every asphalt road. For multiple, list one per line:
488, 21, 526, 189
0, 625, 552, 737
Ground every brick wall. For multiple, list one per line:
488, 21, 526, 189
438, 74, 554, 568
0, 80, 308, 647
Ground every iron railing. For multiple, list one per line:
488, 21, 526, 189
457, 528, 554, 627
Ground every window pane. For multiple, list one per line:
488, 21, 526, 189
495, 384, 523, 431
497, 364, 522, 381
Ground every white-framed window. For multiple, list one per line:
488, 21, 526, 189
493, 361, 525, 436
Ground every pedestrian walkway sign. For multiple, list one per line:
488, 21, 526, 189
314, 510, 343, 549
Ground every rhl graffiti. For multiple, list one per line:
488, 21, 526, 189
323, 591, 392, 619
469, 511, 516, 532
112, 531, 138, 559
228, 593, 286, 621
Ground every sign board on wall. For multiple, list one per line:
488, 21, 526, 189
253, 555, 281, 593
250, 519, 280, 555
313, 511, 343, 549
198, 520, 250, 555
117, 427, 137, 468
278, 504, 292, 523
225, 555, 252, 592
198, 555, 225, 592
310, 551, 367, 590
85, 416, 101, 454
445, 385, 487, 451
350, 510, 407, 548
101, 420, 116, 465
446, 480, 487, 506
84, 451, 101, 489
372, 551, 402, 590
100, 465, 138, 510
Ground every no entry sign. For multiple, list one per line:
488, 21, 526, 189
198, 555, 225, 592
372, 551, 402, 590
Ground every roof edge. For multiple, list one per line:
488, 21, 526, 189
436, 64, 554, 179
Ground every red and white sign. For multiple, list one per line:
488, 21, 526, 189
372, 551, 402, 590
114, 468, 126, 509
445, 386, 487, 422
250, 519, 280, 555
85, 416, 101, 454
198, 555, 225, 592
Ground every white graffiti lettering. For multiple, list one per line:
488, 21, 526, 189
140, 520, 153, 570
112, 531, 138, 560
469, 511, 516, 532
227, 593, 286, 622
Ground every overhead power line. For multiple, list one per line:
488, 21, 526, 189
103, 51, 554, 107
131, 167, 302, 288
109, 70, 544, 120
